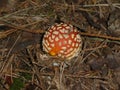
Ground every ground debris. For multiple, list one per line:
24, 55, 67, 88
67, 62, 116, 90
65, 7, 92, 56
0, 0, 120, 90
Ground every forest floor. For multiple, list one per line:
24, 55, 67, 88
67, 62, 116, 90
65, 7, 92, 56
0, 0, 120, 90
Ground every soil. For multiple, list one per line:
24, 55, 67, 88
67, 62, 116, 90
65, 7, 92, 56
0, 0, 120, 90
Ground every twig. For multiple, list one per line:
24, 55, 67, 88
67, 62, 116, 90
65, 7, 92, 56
0, 29, 18, 39
0, 34, 21, 76
27, 49, 46, 90
80, 32, 120, 42
15, 69, 108, 80
53, 2, 120, 10
82, 3, 120, 7
0, 4, 47, 20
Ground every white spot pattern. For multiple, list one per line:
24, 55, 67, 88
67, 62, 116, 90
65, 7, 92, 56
63, 40, 67, 44
71, 34, 75, 39
42, 23, 82, 60
60, 29, 65, 33
68, 40, 72, 45
58, 42, 62, 46
51, 35, 55, 39
51, 44, 55, 47
57, 26, 62, 30
59, 34, 63, 39
48, 37, 53, 42
65, 26, 70, 29
61, 47, 67, 50
72, 43, 75, 47
64, 29, 69, 33
75, 43, 79, 47
63, 34, 69, 39
55, 37, 59, 41
53, 31, 59, 35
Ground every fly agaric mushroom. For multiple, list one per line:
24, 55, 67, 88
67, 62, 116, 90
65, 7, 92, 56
42, 23, 82, 60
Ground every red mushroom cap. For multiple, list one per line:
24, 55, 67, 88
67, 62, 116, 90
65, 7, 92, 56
42, 23, 82, 60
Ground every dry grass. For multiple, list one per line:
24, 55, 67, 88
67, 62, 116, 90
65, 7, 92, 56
0, 0, 120, 90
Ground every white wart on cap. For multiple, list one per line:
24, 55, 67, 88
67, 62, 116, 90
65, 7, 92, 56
42, 23, 82, 60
